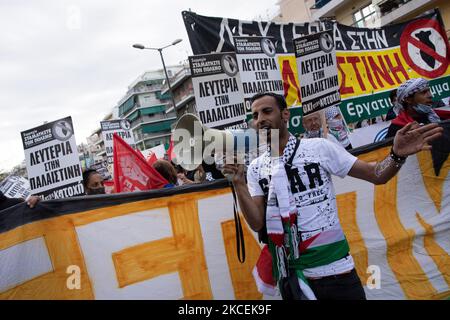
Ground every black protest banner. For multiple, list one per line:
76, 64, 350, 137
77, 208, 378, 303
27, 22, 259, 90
182, 9, 450, 126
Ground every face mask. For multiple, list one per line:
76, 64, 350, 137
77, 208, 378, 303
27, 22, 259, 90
413, 104, 433, 114
328, 119, 348, 137
412, 104, 441, 123
327, 119, 344, 131
87, 187, 105, 195
305, 128, 323, 139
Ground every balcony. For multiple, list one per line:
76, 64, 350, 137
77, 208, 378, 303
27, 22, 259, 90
161, 67, 191, 96
310, 0, 349, 20
376, 0, 436, 26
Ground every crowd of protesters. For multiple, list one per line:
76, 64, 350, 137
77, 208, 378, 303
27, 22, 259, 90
1, 77, 449, 209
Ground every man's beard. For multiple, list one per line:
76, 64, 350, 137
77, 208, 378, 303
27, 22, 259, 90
305, 128, 323, 138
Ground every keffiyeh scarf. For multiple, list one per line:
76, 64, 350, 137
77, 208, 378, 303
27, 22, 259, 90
265, 135, 316, 300
395, 78, 440, 123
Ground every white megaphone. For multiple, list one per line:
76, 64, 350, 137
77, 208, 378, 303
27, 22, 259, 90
172, 113, 269, 172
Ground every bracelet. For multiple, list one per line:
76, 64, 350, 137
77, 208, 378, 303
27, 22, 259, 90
390, 148, 407, 165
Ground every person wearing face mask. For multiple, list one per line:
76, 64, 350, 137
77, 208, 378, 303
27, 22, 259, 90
386, 78, 448, 138
82, 169, 106, 195
325, 106, 353, 150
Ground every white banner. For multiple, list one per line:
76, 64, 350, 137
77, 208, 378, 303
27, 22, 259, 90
0, 176, 31, 199
189, 52, 247, 129
233, 36, 284, 113
294, 30, 340, 115
101, 119, 136, 165
20, 116, 84, 199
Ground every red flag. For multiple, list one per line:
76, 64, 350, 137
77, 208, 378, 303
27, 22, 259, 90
166, 139, 175, 162
113, 133, 168, 192
146, 152, 158, 166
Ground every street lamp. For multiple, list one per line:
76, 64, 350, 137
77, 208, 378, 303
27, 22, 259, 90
132, 39, 183, 111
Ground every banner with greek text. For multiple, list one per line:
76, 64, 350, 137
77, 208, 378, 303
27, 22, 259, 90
20, 116, 84, 199
189, 52, 247, 129
182, 9, 450, 126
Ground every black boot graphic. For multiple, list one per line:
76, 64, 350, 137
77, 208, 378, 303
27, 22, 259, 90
415, 30, 436, 69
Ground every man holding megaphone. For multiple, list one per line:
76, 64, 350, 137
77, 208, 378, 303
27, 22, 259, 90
222, 92, 443, 300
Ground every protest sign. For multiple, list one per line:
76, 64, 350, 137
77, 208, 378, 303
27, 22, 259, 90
0, 176, 31, 199
233, 36, 284, 115
101, 119, 135, 165
21, 116, 84, 199
88, 161, 112, 181
294, 30, 340, 116
189, 52, 247, 129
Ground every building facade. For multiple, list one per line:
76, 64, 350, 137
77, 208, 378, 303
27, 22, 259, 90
117, 69, 180, 150
85, 110, 116, 167
161, 62, 196, 120
275, 0, 450, 32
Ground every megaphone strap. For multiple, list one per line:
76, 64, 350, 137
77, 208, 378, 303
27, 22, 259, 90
231, 182, 246, 264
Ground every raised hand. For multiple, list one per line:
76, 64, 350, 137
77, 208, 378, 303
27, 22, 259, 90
393, 121, 443, 157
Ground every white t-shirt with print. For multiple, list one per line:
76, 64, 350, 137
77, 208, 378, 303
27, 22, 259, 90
247, 137, 358, 278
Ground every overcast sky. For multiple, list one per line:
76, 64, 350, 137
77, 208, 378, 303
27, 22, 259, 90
0, 0, 278, 172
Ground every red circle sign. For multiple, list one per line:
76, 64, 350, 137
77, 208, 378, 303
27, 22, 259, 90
400, 18, 450, 78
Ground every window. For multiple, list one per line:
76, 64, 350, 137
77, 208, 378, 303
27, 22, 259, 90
352, 4, 377, 28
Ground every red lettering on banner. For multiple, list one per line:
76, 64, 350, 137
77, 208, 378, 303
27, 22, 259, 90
384, 53, 410, 83
360, 56, 378, 89
347, 56, 366, 91
337, 56, 354, 95
281, 60, 301, 102
369, 56, 395, 87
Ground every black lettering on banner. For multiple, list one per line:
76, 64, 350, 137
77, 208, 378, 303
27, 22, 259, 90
304, 163, 323, 188
29, 164, 82, 190
198, 103, 245, 124
300, 75, 339, 98
242, 80, 284, 95
301, 53, 333, 74
30, 141, 73, 166
241, 58, 277, 71
116, 131, 131, 139
198, 78, 239, 97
